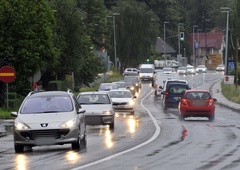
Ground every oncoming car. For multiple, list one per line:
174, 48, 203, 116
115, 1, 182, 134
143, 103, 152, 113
11, 90, 86, 153
77, 91, 115, 129
109, 89, 136, 115
178, 90, 217, 121
196, 65, 207, 73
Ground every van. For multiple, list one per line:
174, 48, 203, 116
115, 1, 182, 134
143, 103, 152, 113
139, 64, 155, 83
162, 83, 191, 111
154, 72, 179, 96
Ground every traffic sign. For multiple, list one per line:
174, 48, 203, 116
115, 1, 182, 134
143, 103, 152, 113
0, 66, 16, 83
224, 75, 234, 84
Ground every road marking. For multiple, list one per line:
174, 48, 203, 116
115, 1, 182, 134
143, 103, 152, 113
71, 89, 161, 170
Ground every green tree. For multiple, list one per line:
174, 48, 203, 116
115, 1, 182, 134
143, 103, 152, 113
111, 0, 160, 71
0, 0, 58, 94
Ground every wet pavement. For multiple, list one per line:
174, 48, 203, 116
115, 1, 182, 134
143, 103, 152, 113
1, 79, 240, 138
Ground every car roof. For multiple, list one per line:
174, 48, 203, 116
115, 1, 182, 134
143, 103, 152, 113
27, 91, 72, 98
185, 89, 210, 93
109, 89, 131, 92
78, 91, 109, 95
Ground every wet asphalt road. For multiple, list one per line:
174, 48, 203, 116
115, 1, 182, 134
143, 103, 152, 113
1, 72, 240, 170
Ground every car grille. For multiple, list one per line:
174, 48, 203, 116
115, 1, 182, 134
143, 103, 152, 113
113, 102, 127, 106
20, 129, 70, 140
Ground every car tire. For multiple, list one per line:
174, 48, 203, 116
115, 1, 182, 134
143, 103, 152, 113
80, 130, 87, 148
209, 114, 215, 121
109, 122, 114, 129
72, 134, 81, 150
15, 144, 24, 153
130, 111, 134, 115
179, 114, 184, 121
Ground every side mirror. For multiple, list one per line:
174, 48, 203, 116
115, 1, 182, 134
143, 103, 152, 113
11, 112, 18, 117
159, 86, 163, 89
213, 98, 217, 102
78, 108, 86, 114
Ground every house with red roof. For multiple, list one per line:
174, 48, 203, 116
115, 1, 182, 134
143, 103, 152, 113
187, 28, 224, 67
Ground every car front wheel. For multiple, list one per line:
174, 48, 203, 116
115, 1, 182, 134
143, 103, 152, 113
15, 144, 24, 153
209, 114, 215, 121
109, 122, 114, 129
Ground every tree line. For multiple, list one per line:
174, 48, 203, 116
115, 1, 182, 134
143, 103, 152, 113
0, 0, 239, 106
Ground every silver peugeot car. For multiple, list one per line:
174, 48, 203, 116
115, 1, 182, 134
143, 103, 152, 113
11, 90, 86, 153
77, 91, 115, 129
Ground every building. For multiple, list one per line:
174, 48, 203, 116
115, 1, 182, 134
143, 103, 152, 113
187, 28, 224, 67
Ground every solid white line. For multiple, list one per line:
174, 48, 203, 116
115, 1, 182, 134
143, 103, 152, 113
71, 89, 161, 170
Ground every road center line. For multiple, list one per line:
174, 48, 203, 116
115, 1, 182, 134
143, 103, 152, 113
71, 89, 161, 170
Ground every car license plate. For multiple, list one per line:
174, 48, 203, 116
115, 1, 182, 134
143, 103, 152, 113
35, 137, 55, 145
192, 100, 205, 106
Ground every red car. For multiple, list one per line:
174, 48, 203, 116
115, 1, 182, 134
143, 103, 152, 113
178, 90, 217, 121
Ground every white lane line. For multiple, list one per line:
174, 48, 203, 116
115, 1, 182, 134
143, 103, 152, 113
71, 89, 161, 170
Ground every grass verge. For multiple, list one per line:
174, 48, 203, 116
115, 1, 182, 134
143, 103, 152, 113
221, 81, 240, 104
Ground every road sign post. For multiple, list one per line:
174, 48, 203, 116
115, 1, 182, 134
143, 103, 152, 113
0, 66, 16, 110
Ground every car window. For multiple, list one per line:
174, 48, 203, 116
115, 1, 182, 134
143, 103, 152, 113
78, 94, 110, 104
169, 85, 188, 94
21, 96, 73, 114
109, 91, 132, 98
186, 92, 210, 100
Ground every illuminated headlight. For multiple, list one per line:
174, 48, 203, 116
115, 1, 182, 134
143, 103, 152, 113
103, 110, 112, 115
149, 75, 153, 77
61, 118, 77, 128
14, 121, 30, 130
135, 83, 138, 86
130, 87, 134, 90
127, 100, 135, 105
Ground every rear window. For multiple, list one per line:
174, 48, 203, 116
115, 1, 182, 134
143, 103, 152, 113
169, 85, 188, 94
186, 92, 210, 100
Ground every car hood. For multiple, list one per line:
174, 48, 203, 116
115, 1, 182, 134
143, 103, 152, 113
16, 112, 76, 124
111, 98, 132, 103
81, 104, 113, 113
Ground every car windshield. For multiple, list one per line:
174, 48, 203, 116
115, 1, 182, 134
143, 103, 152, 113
78, 94, 110, 104
20, 96, 73, 114
113, 82, 126, 88
109, 91, 132, 98
197, 65, 205, 68
99, 84, 117, 91
178, 67, 186, 70
140, 68, 154, 73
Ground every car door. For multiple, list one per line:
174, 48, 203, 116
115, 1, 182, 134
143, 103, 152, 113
73, 96, 85, 137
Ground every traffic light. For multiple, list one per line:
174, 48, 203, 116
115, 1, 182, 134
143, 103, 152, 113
146, 58, 149, 63
180, 32, 184, 41
205, 56, 208, 61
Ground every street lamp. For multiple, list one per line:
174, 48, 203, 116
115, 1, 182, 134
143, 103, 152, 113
110, 13, 120, 72
164, 21, 169, 63
221, 7, 231, 75
197, 29, 202, 65
192, 25, 198, 67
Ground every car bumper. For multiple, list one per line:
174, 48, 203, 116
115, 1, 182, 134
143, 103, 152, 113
113, 105, 134, 112
13, 127, 79, 146
180, 108, 215, 117
85, 115, 114, 125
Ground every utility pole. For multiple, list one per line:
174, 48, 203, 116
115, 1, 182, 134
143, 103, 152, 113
192, 25, 198, 67
164, 21, 169, 64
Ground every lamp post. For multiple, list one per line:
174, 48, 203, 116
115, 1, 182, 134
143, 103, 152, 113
112, 13, 120, 72
192, 25, 198, 67
197, 29, 202, 65
221, 7, 231, 75
164, 21, 169, 63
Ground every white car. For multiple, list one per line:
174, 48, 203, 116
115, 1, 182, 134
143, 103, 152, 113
196, 65, 207, 73
177, 67, 187, 75
11, 90, 86, 153
109, 89, 136, 115
216, 64, 225, 72
186, 65, 196, 74
77, 91, 115, 129
162, 67, 174, 74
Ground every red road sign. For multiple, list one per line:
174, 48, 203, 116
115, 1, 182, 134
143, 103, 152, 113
225, 75, 229, 82
0, 66, 16, 83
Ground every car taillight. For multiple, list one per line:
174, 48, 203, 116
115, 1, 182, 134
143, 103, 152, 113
209, 99, 214, 106
181, 99, 188, 106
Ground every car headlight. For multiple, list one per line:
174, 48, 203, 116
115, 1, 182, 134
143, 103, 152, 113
135, 83, 138, 86
102, 110, 112, 115
128, 100, 135, 105
14, 121, 30, 130
61, 118, 77, 128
